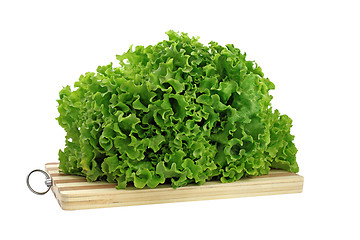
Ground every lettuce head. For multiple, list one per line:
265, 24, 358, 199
57, 30, 299, 189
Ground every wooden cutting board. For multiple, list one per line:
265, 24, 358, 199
45, 162, 304, 210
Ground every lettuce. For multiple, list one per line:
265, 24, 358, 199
57, 30, 299, 189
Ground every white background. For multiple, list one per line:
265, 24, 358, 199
1, 0, 359, 239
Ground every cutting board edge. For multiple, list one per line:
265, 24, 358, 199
46, 162, 303, 210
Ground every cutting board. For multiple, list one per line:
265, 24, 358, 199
45, 162, 304, 210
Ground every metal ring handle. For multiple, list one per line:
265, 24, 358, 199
27, 169, 52, 195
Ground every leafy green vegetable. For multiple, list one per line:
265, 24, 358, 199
57, 30, 299, 189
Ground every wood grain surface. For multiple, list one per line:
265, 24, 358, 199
45, 162, 304, 210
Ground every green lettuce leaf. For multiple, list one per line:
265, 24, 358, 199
57, 30, 299, 189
